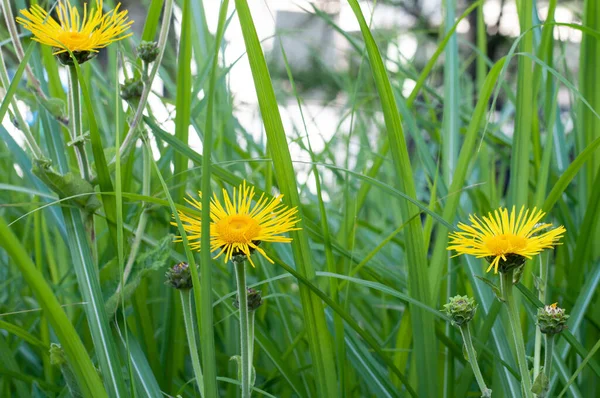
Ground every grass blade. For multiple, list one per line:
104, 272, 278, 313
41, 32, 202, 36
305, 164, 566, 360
346, 2, 439, 394
233, 1, 339, 395
0, 216, 107, 398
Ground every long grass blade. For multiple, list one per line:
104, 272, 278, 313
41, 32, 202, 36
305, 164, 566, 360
233, 1, 339, 395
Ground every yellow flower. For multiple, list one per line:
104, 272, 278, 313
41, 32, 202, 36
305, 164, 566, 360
173, 181, 301, 267
16, 0, 133, 54
447, 206, 566, 273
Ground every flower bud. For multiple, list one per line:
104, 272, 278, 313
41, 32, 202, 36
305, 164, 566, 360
233, 288, 263, 312
537, 303, 569, 335
120, 78, 144, 101
165, 262, 194, 290
137, 41, 160, 63
443, 295, 477, 326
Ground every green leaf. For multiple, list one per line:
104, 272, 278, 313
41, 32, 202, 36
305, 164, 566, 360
475, 276, 504, 301
463, 343, 470, 363
531, 371, 549, 395
105, 235, 173, 318
32, 160, 101, 212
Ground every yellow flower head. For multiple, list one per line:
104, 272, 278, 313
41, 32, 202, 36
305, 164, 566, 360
173, 181, 301, 267
447, 206, 566, 274
16, 0, 133, 54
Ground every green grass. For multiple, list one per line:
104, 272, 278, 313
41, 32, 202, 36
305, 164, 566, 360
1, 0, 599, 397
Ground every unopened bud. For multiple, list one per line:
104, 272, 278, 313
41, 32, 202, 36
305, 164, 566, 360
537, 303, 569, 335
233, 288, 263, 312
443, 295, 477, 326
137, 41, 159, 63
165, 262, 194, 290
120, 78, 143, 101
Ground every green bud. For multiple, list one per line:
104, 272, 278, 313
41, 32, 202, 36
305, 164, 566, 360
443, 295, 477, 326
537, 303, 569, 335
485, 253, 526, 274
49, 343, 66, 366
55, 50, 98, 66
120, 78, 144, 101
233, 288, 263, 312
165, 262, 194, 290
137, 41, 160, 63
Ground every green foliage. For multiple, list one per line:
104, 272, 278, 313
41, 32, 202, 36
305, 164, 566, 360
1, 0, 599, 397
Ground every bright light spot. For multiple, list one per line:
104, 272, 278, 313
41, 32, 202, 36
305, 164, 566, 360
398, 34, 418, 63
483, 1, 502, 27
402, 79, 416, 98
14, 164, 24, 178
457, 19, 470, 34
498, 3, 520, 37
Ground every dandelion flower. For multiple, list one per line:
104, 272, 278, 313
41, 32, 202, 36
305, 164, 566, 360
447, 206, 565, 273
16, 0, 133, 56
173, 181, 300, 267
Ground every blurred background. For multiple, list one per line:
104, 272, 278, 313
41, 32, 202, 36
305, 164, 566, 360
2, 0, 584, 193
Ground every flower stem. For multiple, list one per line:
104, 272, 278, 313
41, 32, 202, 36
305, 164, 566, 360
501, 271, 533, 398
68, 65, 91, 181
249, 309, 256, 362
0, 0, 45, 98
180, 289, 204, 396
459, 324, 492, 397
543, 334, 554, 380
115, 0, 173, 160
0, 48, 45, 160
533, 256, 548, 380
234, 259, 251, 398
115, 144, 151, 294
68, 64, 97, 262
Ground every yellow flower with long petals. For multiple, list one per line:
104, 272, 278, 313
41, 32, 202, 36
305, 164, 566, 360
16, 0, 133, 55
173, 181, 301, 267
447, 206, 566, 273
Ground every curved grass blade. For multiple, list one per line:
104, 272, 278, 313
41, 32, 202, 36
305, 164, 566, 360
269, 251, 417, 397
0, 43, 34, 124
0, 216, 107, 398
233, 1, 339, 395
428, 58, 506, 299
197, 1, 231, 396
345, 2, 447, 394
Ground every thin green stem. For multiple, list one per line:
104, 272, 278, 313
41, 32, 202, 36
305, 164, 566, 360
68, 64, 97, 264
234, 259, 251, 398
249, 310, 256, 363
68, 65, 90, 181
0, 48, 45, 159
180, 289, 204, 396
543, 334, 555, 380
115, 145, 151, 294
0, 0, 45, 97
501, 271, 533, 398
533, 256, 548, 379
459, 324, 492, 397
116, 0, 173, 160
